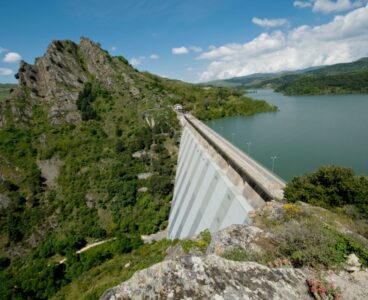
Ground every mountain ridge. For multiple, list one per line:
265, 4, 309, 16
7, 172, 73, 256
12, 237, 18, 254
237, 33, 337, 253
206, 57, 368, 95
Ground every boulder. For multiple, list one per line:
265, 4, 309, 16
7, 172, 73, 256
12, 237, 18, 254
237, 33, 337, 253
344, 253, 362, 272
207, 224, 274, 256
100, 255, 309, 300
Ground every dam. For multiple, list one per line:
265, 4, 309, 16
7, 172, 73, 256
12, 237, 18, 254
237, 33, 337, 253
168, 114, 285, 239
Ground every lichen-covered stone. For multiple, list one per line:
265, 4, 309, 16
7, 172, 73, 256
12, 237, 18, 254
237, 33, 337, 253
207, 224, 273, 256
100, 255, 309, 300
36, 157, 62, 188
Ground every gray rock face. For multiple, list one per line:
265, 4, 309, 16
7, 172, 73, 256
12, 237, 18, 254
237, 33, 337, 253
207, 224, 272, 256
0, 193, 10, 210
37, 157, 62, 188
100, 255, 309, 300
1, 37, 139, 127
325, 270, 368, 300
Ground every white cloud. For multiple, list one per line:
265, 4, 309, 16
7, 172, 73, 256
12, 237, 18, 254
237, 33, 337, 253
172, 46, 202, 55
110, 46, 117, 51
252, 17, 289, 27
198, 5, 368, 81
3, 52, 21, 63
172, 47, 189, 54
130, 57, 142, 66
150, 54, 159, 59
187, 67, 194, 71
0, 47, 6, 53
293, 1, 313, 8
294, 0, 367, 13
0, 68, 13, 76
189, 46, 203, 53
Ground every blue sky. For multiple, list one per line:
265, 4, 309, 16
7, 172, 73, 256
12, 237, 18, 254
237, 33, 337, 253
1, 0, 368, 83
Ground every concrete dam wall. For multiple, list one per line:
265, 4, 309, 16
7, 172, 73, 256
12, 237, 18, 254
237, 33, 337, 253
168, 114, 285, 239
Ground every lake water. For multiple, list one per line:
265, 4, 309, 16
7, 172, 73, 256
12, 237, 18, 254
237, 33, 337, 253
205, 89, 368, 181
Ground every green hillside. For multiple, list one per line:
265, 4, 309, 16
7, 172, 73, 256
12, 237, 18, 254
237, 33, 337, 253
209, 57, 368, 95
0, 38, 276, 299
0, 84, 16, 101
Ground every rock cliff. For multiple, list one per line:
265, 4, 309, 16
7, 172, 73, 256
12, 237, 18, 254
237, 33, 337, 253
0, 37, 140, 126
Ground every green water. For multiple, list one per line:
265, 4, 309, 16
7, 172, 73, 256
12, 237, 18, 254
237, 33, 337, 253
206, 89, 368, 181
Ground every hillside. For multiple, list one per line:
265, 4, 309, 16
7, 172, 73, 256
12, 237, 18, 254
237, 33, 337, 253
0, 37, 276, 299
59, 166, 368, 299
0, 84, 16, 101
209, 57, 368, 95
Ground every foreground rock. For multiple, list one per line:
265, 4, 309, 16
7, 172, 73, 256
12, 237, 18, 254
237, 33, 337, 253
100, 255, 309, 300
207, 224, 273, 256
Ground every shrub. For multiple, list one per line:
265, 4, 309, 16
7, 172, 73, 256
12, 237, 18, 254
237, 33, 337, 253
222, 248, 250, 262
114, 233, 143, 254
0, 256, 10, 270
180, 230, 211, 253
285, 166, 368, 218
274, 219, 368, 268
55, 235, 87, 255
76, 82, 97, 120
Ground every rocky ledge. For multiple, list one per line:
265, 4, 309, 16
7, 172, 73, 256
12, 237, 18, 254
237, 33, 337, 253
100, 209, 368, 300
101, 255, 309, 300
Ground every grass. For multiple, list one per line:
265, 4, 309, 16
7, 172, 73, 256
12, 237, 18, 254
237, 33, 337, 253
180, 230, 211, 253
223, 202, 368, 270
0, 84, 15, 101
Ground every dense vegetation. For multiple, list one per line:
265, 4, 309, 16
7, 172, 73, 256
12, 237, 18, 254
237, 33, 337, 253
224, 166, 368, 270
285, 166, 368, 219
143, 72, 277, 120
223, 202, 368, 269
52, 239, 177, 300
208, 57, 368, 96
0, 39, 276, 299
0, 84, 16, 101
0, 237, 172, 300
275, 71, 368, 95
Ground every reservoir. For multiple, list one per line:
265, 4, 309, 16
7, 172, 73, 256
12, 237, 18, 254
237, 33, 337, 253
205, 89, 368, 181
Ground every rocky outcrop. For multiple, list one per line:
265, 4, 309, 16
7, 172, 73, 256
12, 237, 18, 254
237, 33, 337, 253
101, 255, 309, 300
100, 220, 368, 300
207, 224, 273, 256
324, 270, 368, 300
36, 157, 63, 188
1, 37, 140, 126
0, 193, 10, 210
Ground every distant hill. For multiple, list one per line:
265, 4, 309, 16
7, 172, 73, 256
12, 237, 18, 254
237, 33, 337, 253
207, 57, 368, 95
0, 83, 16, 101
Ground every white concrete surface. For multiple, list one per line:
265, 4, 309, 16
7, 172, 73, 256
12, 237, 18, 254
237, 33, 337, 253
168, 114, 286, 239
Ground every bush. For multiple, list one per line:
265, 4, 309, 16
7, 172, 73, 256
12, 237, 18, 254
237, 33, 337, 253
274, 219, 368, 268
0, 256, 10, 270
76, 82, 97, 120
285, 166, 368, 218
55, 235, 87, 255
114, 233, 143, 254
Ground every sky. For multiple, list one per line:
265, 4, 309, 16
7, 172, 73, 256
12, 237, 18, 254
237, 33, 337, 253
1, 0, 368, 83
